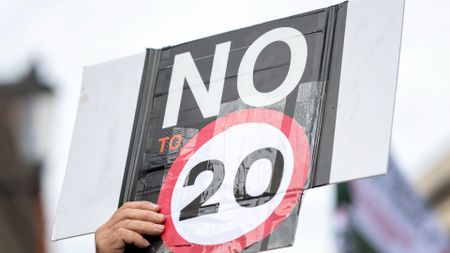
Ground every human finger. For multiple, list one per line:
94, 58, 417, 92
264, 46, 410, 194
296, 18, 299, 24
114, 219, 165, 236
111, 227, 151, 249
119, 201, 160, 212
107, 208, 165, 228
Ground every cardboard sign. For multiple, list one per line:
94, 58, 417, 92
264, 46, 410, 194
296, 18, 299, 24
118, 5, 347, 252
53, 1, 405, 252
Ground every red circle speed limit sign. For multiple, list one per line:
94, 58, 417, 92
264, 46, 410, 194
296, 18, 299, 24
158, 108, 310, 253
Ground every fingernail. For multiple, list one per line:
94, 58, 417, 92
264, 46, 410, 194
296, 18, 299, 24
155, 224, 165, 231
149, 202, 159, 209
143, 240, 150, 247
156, 213, 165, 220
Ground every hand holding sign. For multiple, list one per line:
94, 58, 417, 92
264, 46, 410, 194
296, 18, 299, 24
95, 201, 165, 253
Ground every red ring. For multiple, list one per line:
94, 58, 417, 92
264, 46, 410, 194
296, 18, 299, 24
158, 108, 310, 253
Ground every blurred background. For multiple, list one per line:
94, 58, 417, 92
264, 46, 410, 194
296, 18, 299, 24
1, 0, 449, 252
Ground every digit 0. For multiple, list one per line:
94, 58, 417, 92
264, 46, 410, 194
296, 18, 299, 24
234, 148, 284, 208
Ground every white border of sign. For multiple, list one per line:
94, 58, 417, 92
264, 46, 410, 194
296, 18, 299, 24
329, 0, 405, 184
52, 53, 145, 240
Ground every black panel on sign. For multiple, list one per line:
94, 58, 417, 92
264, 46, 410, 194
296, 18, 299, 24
121, 3, 348, 253
158, 9, 327, 69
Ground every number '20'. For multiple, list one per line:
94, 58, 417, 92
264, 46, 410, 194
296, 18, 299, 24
179, 147, 284, 221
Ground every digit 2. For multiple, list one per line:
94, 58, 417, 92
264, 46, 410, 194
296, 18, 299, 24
179, 160, 225, 221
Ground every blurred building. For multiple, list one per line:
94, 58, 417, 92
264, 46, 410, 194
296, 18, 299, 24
0, 66, 52, 253
336, 159, 450, 253
419, 151, 450, 233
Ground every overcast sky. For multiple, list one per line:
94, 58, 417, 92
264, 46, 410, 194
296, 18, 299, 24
1, 0, 450, 252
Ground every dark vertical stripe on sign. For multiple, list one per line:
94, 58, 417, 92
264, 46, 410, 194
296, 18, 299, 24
119, 49, 162, 205
312, 2, 348, 188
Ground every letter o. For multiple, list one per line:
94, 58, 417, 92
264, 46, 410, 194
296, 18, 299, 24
237, 27, 308, 107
